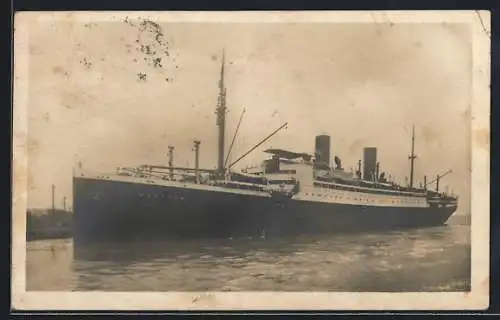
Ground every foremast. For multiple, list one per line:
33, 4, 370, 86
215, 49, 227, 177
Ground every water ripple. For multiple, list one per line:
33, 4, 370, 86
26, 223, 470, 292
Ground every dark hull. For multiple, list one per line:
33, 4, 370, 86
73, 177, 457, 245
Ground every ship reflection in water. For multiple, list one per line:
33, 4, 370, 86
26, 215, 470, 292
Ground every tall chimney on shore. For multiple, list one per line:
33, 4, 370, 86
51, 184, 55, 213
193, 140, 201, 183
168, 145, 174, 180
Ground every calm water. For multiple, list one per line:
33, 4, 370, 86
26, 218, 470, 292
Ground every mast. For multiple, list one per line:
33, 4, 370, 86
357, 159, 362, 178
215, 49, 227, 175
408, 125, 417, 190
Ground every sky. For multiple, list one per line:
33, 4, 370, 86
23, 17, 472, 213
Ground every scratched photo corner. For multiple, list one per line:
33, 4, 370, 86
12, 10, 490, 310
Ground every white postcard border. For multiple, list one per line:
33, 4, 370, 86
12, 10, 491, 310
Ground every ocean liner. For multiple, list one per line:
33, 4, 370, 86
72, 51, 458, 244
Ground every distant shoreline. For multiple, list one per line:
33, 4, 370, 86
27, 232, 73, 242
27, 209, 73, 242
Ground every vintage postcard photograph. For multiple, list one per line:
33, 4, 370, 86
12, 10, 490, 310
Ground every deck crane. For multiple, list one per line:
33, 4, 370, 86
228, 122, 288, 170
224, 108, 246, 169
424, 169, 453, 192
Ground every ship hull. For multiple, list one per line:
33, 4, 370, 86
73, 177, 457, 245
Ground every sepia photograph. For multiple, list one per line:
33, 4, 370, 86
12, 10, 490, 310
